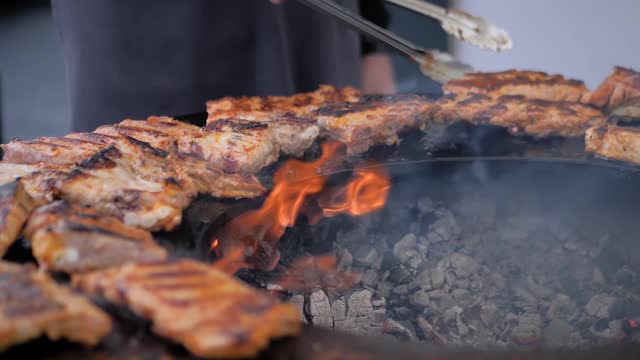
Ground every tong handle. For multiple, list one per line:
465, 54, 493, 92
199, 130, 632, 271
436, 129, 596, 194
384, 0, 513, 52
297, 0, 425, 60
296, 0, 473, 83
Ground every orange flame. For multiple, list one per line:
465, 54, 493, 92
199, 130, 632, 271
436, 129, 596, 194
210, 238, 219, 250
214, 141, 391, 270
319, 165, 391, 217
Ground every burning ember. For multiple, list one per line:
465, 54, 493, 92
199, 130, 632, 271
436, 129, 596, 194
213, 141, 391, 270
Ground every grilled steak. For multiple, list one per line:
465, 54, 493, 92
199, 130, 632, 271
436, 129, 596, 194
208, 112, 319, 157
64, 117, 199, 154
582, 66, 640, 110
205, 86, 358, 157
0, 162, 71, 203
0, 181, 37, 256
585, 124, 640, 165
24, 201, 167, 273
94, 124, 178, 152
444, 70, 589, 102
55, 146, 188, 231
0, 163, 40, 185
179, 119, 280, 174
164, 151, 265, 198
1, 137, 103, 165
206, 85, 361, 119
73, 260, 301, 358
123, 116, 201, 137
0, 261, 111, 350
315, 94, 436, 154
65, 131, 120, 146
433, 93, 606, 137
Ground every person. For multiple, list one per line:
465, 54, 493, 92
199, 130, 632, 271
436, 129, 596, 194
51, 0, 396, 132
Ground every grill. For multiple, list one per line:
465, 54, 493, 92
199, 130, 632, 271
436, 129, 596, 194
4, 110, 640, 359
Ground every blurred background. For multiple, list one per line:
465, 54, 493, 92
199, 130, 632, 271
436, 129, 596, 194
0, 0, 638, 142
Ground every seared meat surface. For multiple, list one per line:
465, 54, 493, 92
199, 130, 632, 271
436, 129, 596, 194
444, 70, 589, 102
0, 163, 41, 185
179, 119, 280, 174
24, 201, 167, 273
0, 162, 72, 203
65, 133, 265, 198
206, 85, 361, 119
208, 113, 319, 157
55, 145, 188, 231
0, 181, 37, 256
93, 117, 200, 152
315, 94, 436, 154
1, 137, 103, 165
205, 86, 359, 157
582, 66, 640, 110
0, 261, 111, 350
164, 151, 265, 198
585, 124, 640, 165
433, 93, 606, 137
73, 260, 301, 358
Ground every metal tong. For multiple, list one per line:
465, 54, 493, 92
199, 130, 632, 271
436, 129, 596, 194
296, 0, 475, 83
385, 0, 512, 52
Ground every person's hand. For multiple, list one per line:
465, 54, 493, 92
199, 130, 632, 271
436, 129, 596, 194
361, 53, 396, 94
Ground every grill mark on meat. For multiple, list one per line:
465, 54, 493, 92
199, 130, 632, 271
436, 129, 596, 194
143, 282, 212, 291
449, 70, 585, 91
142, 269, 210, 278
78, 147, 120, 170
24, 201, 166, 273
73, 260, 301, 358
0, 261, 112, 350
123, 136, 168, 158
206, 119, 269, 132
457, 93, 489, 106
444, 70, 589, 102
434, 92, 606, 137
4, 301, 65, 317
63, 220, 148, 243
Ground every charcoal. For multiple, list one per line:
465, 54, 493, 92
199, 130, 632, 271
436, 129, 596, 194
615, 267, 636, 287
585, 294, 617, 319
409, 290, 431, 307
543, 319, 577, 348
511, 313, 543, 345
383, 318, 416, 341
547, 294, 577, 321
451, 289, 474, 308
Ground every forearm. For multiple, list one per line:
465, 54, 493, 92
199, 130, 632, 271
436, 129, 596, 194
359, 0, 395, 94
361, 53, 396, 94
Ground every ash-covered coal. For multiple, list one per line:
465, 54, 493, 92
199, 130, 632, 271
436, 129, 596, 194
275, 160, 640, 350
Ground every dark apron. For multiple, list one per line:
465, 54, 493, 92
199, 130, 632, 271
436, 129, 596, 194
51, 0, 361, 132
